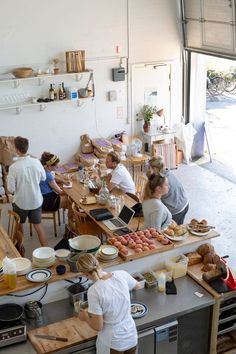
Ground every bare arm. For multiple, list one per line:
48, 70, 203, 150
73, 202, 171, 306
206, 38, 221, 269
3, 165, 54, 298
78, 310, 103, 331
49, 180, 63, 194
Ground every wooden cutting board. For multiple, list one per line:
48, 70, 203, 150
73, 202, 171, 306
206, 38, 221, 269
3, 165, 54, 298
28, 317, 97, 354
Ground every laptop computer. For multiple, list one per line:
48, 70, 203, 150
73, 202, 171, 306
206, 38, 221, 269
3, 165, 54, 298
102, 205, 135, 231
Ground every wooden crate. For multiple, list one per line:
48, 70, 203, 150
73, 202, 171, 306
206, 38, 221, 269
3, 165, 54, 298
65, 50, 85, 73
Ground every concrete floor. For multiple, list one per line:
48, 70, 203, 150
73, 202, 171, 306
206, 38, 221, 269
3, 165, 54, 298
1, 162, 236, 268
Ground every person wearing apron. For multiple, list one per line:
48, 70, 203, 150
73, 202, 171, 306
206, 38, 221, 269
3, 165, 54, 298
77, 254, 140, 354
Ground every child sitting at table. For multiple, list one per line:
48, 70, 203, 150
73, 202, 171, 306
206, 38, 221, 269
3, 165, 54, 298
40, 152, 68, 211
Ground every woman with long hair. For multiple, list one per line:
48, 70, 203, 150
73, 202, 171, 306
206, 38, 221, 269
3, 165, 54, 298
142, 173, 172, 231
147, 156, 189, 224
40, 152, 68, 211
77, 253, 140, 354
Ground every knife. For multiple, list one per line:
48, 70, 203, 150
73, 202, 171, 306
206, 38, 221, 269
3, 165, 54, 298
35, 334, 68, 342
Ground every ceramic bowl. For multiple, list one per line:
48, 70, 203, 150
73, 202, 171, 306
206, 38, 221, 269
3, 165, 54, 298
33, 247, 55, 260
56, 264, 66, 275
68, 235, 101, 253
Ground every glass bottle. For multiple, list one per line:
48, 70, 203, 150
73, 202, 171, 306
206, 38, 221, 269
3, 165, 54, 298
49, 84, 55, 100
98, 178, 110, 202
62, 82, 66, 99
58, 84, 64, 100
157, 272, 166, 293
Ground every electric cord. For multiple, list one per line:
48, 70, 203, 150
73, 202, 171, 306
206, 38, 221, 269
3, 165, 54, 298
6, 283, 47, 297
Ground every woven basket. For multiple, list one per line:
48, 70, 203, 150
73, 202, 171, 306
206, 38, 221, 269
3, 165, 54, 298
13, 67, 33, 78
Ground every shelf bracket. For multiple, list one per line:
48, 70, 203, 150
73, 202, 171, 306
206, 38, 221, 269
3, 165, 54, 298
40, 103, 46, 111
75, 73, 83, 82
16, 106, 22, 114
77, 99, 85, 107
13, 80, 20, 88
38, 77, 45, 86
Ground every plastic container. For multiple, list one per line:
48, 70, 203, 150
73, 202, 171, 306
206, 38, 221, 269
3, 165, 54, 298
132, 272, 146, 289
142, 271, 157, 288
165, 255, 189, 279
157, 272, 166, 293
2, 256, 17, 289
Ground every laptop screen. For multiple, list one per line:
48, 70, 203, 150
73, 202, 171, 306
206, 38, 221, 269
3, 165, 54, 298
118, 205, 135, 224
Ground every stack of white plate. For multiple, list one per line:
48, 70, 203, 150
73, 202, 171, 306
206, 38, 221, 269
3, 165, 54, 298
11, 257, 32, 275
0, 261, 3, 282
32, 247, 56, 268
97, 245, 119, 262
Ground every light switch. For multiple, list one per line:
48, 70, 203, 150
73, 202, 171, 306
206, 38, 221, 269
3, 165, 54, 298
108, 90, 117, 101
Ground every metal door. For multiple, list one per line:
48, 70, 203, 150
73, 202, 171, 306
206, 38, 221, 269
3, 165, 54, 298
155, 320, 178, 354
137, 327, 155, 354
131, 63, 171, 136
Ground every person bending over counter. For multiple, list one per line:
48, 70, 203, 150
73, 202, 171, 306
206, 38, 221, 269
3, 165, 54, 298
40, 152, 68, 211
142, 174, 172, 231
147, 156, 189, 224
77, 253, 140, 354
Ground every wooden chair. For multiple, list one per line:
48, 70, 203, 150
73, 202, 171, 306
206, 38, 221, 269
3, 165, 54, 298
136, 175, 147, 202
71, 202, 104, 236
30, 209, 61, 238
7, 210, 25, 256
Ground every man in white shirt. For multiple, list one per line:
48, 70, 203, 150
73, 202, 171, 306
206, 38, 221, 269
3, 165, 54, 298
105, 152, 135, 194
7, 136, 48, 246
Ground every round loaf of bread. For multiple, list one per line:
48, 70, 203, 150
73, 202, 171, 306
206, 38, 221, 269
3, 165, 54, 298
165, 228, 175, 236
197, 243, 214, 257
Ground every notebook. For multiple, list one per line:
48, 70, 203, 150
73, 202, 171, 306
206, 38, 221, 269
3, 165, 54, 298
102, 205, 135, 231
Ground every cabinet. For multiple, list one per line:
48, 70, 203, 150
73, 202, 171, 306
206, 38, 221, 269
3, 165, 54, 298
142, 131, 175, 154
0, 71, 94, 114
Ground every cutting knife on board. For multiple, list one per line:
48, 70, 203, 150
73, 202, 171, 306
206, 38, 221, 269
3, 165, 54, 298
35, 334, 68, 342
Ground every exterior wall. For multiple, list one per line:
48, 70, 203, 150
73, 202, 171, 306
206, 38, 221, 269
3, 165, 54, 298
0, 0, 182, 162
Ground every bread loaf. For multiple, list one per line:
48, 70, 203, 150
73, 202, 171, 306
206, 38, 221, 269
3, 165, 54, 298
186, 252, 202, 266
197, 243, 214, 257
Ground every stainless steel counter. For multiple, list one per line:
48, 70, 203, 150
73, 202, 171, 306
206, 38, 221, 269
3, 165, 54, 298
4, 275, 215, 354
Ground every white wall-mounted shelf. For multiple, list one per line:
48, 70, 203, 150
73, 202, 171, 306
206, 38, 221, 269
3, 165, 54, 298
0, 97, 94, 114
0, 70, 92, 87
0, 70, 94, 113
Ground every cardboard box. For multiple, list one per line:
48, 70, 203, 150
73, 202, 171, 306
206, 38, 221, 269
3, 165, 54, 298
177, 150, 183, 165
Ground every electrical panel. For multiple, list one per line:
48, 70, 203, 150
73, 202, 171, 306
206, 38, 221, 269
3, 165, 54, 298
112, 68, 125, 81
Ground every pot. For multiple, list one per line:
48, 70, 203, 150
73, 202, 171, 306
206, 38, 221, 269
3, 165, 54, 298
0, 303, 24, 322
78, 88, 88, 98
143, 122, 150, 133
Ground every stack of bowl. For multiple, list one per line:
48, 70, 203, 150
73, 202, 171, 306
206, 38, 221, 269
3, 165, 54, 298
0, 261, 3, 282
32, 247, 56, 268
97, 245, 119, 262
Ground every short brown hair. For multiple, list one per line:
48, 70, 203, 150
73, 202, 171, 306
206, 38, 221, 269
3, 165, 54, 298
40, 152, 60, 166
107, 151, 120, 164
14, 136, 29, 154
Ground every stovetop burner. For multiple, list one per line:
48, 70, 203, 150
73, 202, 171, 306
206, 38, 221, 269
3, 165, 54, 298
0, 319, 27, 348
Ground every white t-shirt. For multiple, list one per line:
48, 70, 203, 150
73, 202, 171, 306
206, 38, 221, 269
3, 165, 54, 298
88, 270, 137, 353
111, 164, 135, 194
7, 155, 46, 210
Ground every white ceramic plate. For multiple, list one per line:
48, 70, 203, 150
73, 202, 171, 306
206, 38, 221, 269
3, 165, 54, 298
131, 302, 148, 319
33, 260, 55, 268
100, 245, 118, 256
26, 269, 52, 282
164, 233, 188, 242
33, 247, 55, 260
55, 249, 71, 259
11, 257, 32, 275
188, 229, 210, 236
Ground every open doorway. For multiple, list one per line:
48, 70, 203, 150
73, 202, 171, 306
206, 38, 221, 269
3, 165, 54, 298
189, 52, 236, 182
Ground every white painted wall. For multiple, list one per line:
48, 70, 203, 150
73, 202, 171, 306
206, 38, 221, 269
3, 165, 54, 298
0, 0, 182, 162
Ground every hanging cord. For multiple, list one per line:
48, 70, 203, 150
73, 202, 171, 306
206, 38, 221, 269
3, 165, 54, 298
6, 283, 47, 297
38, 283, 48, 301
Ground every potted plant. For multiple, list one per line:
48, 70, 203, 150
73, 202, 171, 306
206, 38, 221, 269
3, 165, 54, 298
140, 105, 157, 133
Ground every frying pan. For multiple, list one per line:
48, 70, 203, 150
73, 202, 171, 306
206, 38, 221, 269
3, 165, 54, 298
0, 303, 24, 322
